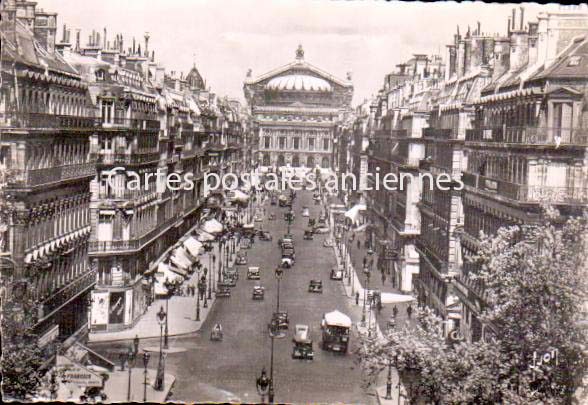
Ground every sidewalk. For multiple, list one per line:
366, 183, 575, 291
89, 244, 237, 343
104, 368, 175, 402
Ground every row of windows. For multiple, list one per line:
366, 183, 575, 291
262, 136, 329, 150
25, 201, 90, 250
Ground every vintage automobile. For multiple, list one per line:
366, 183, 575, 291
308, 279, 323, 293
216, 286, 231, 298
258, 231, 273, 241
222, 274, 238, 287
211, 323, 223, 341
292, 324, 314, 360
281, 256, 294, 268
367, 248, 374, 255
247, 266, 261, 280
323, 238, 335, 248
278, 195, 289, 207
330, 266, 344, 280
313, 225, 330, 234
302, 207, 310, 217
225, 266, 239, 279
241, 238, 252, 250
282, 246, 295, 259
252, 285, 265, 300
303, 230, 314, 240
308, 218, 316, 227
272, 311, 289, 330
236, 252, 248, 265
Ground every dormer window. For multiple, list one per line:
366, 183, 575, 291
96, 69, 105, 81
568, 56, 582, 67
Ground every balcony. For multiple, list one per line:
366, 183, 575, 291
390, 129, 408, 139
465, 127, 588, 146
205, 142, 228, 151
463, 172, 588, 204
14, 162, 95, 187
94, 151, 160, 165
1, 111, 97, 129
99, 189, 157, 204
99, 117, 160, 132
38, 270, 96, 322
89, 214, 181, 253
423, 128, 452, 140
389, 153, 421, 168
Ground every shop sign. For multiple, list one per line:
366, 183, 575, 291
61, 364, 103, 387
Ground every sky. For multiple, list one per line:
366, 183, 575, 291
40, 0, 559, 105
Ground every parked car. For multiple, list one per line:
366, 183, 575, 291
313, 225, 330, 234
292, 324, 314, 360
259, 231, 272, 241
241, 239, 252, 249
216, 286, 231, 298
272, 311, 289, 330
308, 279, 323, 293
236, 252, 248, 265
252, 286, 265, 300
330, 267, 344, 280
247, 266, 261, 280
281, 256, 294, 268
303, 230, 314, 240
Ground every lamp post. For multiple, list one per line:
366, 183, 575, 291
201, 273, 208, 308
154, 306, 166, 391
361, 260, 370, 325
385, 358, 393, 400
210, 255, 215, 298
163, 278, 176, 349
195, 281, 201, 321
142, 352, 151, 402
275, 267, 283, 313
125, 335, 140, 401
285, 211, 293, 235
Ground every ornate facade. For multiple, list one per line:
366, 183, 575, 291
243, 46, 353, 172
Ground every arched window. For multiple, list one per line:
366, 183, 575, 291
321, 156, 330, 169
95, 69, 105, 81
262, 153, 271, 166
292, 154, 300, 167
307, 155, 315, 168
277, 154, 285, 167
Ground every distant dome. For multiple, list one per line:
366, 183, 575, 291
266, 74, 332, 92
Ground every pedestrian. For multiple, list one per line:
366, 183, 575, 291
363, 256, 367, 267
357, 239, 361, 250
407, 304, 413, 319
377, 299, 383, 313
381, 272, 386, 285
392, 305, 398, 318
355, 292, 359, 305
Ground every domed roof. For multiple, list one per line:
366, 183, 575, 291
266, 74, 332, 92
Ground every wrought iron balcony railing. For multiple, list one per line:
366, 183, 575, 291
423, 128, 453, 140
463, 171, 588, 204
1, 111, 97, 129
94, 151, 160, 165
13, 162, 96, 187
465, 127, 588, 145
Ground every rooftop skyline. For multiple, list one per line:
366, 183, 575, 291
41, 0, 559, 104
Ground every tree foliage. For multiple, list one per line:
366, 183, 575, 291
357, 209, 588, 403
1, 289, 46, 400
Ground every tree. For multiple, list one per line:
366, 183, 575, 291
1, 288, 46, 400
356, 209, 588, 403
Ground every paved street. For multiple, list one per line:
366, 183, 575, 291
150, 189, 373, 403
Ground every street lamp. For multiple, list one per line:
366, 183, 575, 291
361, 260, 370, 325
210, 255, 216, 298
275, 267, 283, 313
195, 279, 201, 321
142, 352, 151, 402
154, 306, 166, 391
124, 335, 140, 401
202, 271, 208, 308
163, 278, 176, 349
385, 358, 393, 400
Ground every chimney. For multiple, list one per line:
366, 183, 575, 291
75, 29, 80, 51
96, 32, 101, 48
456, 38, 466, 78
512, 8, 516, 30
62, 24, 67, 42
492, 38, 510, 80
519, 7, 524, 30
509, 31, 529, 72
103, 28, 107, 49
144, 32, 150, 58
477, 21, 481, 36
132, 37, 136, 54
507, 17, 511, 36
151, 50, 155, 62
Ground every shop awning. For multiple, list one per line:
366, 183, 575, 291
202, 219, 224, 234
176, 247, 195, 265
232, 189, 250, 202
170, 249, 191, 271
168, 263, 188, 278
196, 230, 216, 242
344, 204, 367, 224
183, 237, 203, 257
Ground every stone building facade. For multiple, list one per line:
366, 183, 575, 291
243, 46, 353, 174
